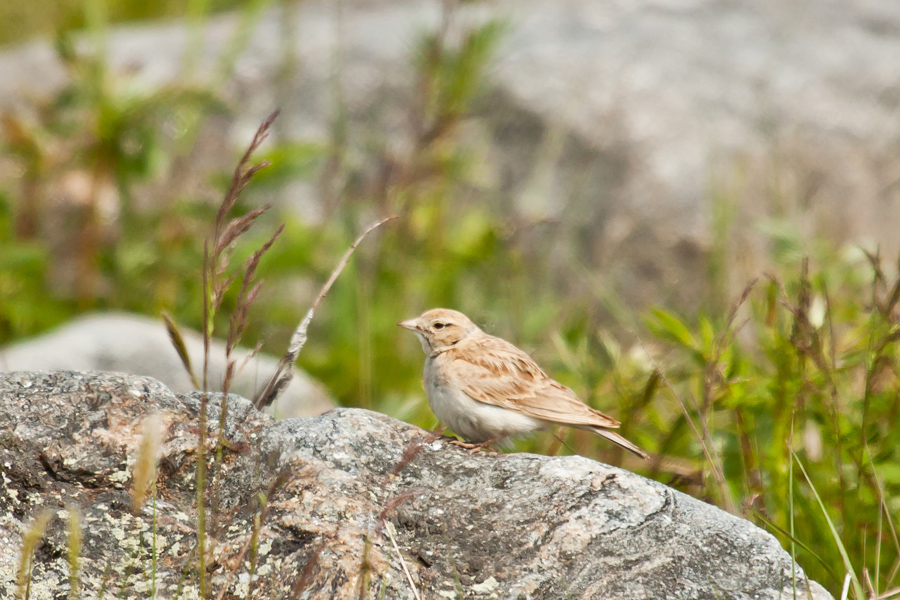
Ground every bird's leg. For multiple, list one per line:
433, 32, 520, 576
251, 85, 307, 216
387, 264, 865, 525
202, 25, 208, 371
422, 425, 448, 444
449, 436, 505, 454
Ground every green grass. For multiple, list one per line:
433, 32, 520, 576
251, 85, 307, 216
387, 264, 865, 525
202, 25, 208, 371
2, 1, 899, 598
0, 0, 249, 47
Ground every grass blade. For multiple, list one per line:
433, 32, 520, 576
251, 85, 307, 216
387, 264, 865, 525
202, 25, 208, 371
16, 509, 52, 600
791, 447, 865, 599
163, 311, 200, 389
253, 215, 397, 409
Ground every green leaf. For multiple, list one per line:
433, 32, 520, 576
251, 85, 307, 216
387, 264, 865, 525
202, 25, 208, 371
699, 315, 715, 354
646, 308, 697, 350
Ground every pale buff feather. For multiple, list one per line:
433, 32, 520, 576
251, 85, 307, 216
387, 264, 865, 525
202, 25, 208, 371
441, 333, 621, 429
399, 308, 648, 459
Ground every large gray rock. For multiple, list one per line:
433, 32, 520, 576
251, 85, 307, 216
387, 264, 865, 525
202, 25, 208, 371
2, 1, 899, 308
0, 312, 334, 418
0, 371, 832, 599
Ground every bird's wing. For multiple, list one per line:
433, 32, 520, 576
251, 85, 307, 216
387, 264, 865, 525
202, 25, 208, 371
443, 333, 620, 428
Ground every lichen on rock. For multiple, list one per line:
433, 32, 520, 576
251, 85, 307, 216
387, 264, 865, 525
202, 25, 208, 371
0, 371, 831, 599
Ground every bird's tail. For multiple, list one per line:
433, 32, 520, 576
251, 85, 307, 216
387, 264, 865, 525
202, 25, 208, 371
589, 427, 649, 460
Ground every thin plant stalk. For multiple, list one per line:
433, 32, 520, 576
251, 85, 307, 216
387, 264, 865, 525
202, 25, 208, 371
790, 416, 797, 600
383, 520, 422, 600
16, 510, 52, 600
791, 448, 865, 599
152, 482, 158, 599
192, 109, 281, 598
253, 215, 397, 409
67, 506, 81, 600
197, 243, 210, 599
212, 472, 288, 600
635, 333, 735, 513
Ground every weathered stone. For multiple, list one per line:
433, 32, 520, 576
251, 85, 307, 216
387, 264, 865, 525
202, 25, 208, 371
0, 312, 334, 418
0, 371, 832, 599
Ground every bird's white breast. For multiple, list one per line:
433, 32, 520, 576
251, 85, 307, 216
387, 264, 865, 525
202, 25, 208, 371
423, 356, 541, 443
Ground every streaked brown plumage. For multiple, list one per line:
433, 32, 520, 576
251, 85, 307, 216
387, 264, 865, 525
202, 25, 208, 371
398, 308, 648, 458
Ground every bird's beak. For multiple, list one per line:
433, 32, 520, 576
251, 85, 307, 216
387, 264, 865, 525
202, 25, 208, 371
397, 318, 420, 331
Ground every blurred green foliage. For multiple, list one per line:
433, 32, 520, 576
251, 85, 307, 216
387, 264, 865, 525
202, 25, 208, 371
0, 0, 247, 47
1, 1, 899, 598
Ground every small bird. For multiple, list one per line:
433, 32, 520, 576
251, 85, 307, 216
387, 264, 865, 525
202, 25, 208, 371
398, 308, 648, 458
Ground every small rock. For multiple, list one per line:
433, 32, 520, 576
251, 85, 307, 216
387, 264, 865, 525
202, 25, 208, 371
0, 312, 334, 418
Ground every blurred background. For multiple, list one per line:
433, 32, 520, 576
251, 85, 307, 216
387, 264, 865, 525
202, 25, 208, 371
1, 0, 900, 596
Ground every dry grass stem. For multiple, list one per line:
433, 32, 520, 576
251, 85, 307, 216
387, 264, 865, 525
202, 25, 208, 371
162, 311, 199, 389
212, 472, 290, 600
215, 109, 280, 239
253, 215, 398, 409
67, 506, 81, 600
193, 110, 280, 598
634, 332, 736, 513
840, 572, 852, 600
16, 509, 52, 600
224, 223, 286, 394
203, 108, 280, 393
131, 413, 166, 514
866, 568, 878, 600
383, 519, 422, 600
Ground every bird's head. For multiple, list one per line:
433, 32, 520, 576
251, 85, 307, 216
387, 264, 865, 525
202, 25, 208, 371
398, 308, 480, 355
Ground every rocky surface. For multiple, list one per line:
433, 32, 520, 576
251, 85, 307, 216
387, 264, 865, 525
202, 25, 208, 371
2, 0, 899, 307
0, 371, 832, 599
0, 312, 334, 418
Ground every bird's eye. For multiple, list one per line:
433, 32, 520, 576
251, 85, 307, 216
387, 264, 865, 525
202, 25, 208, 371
433, 322, 445, 330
